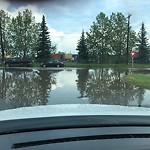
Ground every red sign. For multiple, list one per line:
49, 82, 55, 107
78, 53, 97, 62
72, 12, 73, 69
130, 51, 136, 58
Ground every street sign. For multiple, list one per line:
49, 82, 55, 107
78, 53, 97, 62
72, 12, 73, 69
130, 51, 136, 58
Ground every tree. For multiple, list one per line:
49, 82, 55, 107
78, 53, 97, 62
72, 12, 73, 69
9, 9, 39, 58
0, 10, 11, 61
110, 13, 128, 63
22, 9, 40, 58
51, 45, 57, 54
137, 22, 149, 63
76, 30, 88, 63
110, 13, 136, 63
87, 12, 112, 63
86, 12, 136, 64
37, 15, 51, 61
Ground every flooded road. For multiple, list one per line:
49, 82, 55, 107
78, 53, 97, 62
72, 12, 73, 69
0, 68, 150, 111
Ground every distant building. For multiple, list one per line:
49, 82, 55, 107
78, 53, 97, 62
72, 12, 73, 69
51, 53, 78, 61
65, 54, 72, 60
52, 54, 61, 59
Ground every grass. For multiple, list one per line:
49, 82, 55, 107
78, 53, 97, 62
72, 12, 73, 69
124, 73, 150, 89
64, 62, 129, 68
32, 62, 41, 67
64, 62, 150, 68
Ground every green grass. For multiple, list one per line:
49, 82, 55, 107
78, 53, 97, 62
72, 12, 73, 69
64, 62, 150, 68
64, 62, 128, 68
124, 74, 150, 89
32, 62, 41, 67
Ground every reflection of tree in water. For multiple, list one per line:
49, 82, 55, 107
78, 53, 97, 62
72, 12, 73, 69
76, 69, 89, 98
133, 88, 145, 107
34, 70, 56, 105
0, 69, 56, 108
76, 69, 145, 106
0, 69, 6, 99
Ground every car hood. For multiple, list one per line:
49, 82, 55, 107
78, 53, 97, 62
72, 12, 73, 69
0, 104, 150, 121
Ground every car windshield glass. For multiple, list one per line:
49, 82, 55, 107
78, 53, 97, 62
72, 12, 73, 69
0, 0, 150, 120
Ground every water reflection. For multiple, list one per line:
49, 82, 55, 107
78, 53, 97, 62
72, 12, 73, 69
76, 69, 89, 98
0, 68, 58, 110
0, 68, 150, 111
76, 69, 145, 106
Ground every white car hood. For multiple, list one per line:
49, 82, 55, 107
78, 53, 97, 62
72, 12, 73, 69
0, 104, 150, 121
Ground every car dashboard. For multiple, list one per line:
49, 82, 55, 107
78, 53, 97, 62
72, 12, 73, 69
1, 115, 150, 150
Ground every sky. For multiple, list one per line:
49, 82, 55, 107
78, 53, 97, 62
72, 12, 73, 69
0, 0, 150, 54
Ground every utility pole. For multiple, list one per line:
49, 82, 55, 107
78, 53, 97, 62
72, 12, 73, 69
126, 14, 132, 65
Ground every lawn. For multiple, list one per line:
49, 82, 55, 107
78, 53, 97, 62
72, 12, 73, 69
64, 62, 150, 68
124, 73, 150, 89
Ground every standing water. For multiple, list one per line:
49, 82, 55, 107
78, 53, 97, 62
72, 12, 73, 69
0, 68, 150, 111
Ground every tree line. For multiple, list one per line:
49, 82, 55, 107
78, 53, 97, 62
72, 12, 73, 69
0, 9, 54, 62
76, 12, 149, 64
0, 9, 149, 64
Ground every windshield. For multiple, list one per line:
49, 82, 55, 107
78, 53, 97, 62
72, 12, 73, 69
0, 0, 150, 118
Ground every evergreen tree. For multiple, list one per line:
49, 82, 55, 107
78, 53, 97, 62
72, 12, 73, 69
137, 22, 149, 63
51, 45, 57, 54
37, 15, 51, 61
76, 69, 89, 98
76, 30, 88, 63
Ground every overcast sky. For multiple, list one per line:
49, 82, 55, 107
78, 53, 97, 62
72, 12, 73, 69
0, 0, 150, 53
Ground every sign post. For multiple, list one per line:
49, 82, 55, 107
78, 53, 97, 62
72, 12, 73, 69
130, 51, 136, 68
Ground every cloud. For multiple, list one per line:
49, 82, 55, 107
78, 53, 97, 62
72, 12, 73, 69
49, 28, 65, 38
9, 4, 43, 23
52, 70, 77, 91
0, 0, 10, 11
55, 33, 80, 53
49, 28, 80, 53
49, 28, 66, 51
62, 33, 80, 53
